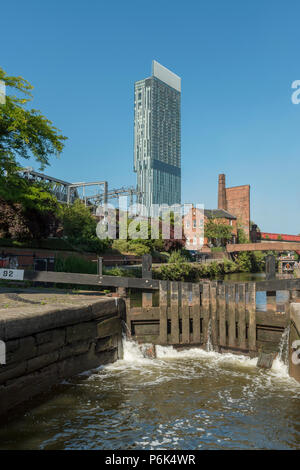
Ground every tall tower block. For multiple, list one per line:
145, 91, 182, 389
134, 61, 181, 212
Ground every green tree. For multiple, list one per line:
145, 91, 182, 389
61, 200, 112, 253
0, 68, 67, 240
0, 67, 67, 176
237, 227, 249, 244
204, 219, 233, 247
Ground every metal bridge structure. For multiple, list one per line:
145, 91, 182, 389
19, 168, 141, 207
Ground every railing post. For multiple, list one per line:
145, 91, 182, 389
159, 280, 168, 344
248, 282, 256, 353
210, 281, 218, 349
192, 283, 201, 344
218, 283, 226, 347
265, 254, 276, 280
181, 283, 190, 344
202, 282, 210, 346
228, 283, 236, 349
142, 254, 152, 307
238, 283, 246, 350
266, 254, 277, 312
170, 281, 179, 344
97, 257, 103, 276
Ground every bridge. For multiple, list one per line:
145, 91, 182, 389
19, 167, 140, 206
226, 241, 300, 253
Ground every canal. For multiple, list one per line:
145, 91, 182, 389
0, 273, 299, 450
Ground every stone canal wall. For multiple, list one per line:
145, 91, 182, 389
289, 303, 300, 384
0, 296, 125, 416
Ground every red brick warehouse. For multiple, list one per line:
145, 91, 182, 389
218, 173, 250, 239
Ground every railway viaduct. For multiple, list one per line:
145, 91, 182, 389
226, 241, 300, 253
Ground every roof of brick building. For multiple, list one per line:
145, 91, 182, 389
204, 209, 237, 220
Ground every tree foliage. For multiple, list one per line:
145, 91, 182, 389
61, 200, 112, 253
0, 67, 68, 241
204, 219, 233, 247
0, 67, 67, 176
111, 213, 185, 256
237, 227, 249, 244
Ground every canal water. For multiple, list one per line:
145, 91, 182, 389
0, 337, 299, 450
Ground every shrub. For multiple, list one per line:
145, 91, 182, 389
168, 250, 188, 264
105, 266, 141, 278
112, 239, 130, 253
127, 242, 151, 256
54, 255, 97, 274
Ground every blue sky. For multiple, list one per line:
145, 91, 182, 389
2, 0, 300, 234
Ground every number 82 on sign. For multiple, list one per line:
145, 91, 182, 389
0, 269, 24, 281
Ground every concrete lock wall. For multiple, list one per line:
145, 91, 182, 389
289, 303, 300, 384
0, 297, 125, 416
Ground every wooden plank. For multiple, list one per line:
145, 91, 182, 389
124, 297, 132, 337
142, 254, 153, 307
181, 282, 190, 344
255, 278, 300, 292
130, 306, 160, 319
202, 282, 210, 345
248, 282, 256, 352
192, 283, 201, 344
170, 281, 179, 344
98, 275, 160, 290
228, 283, 236, 348
266, 291, 277, 313
24, 270, 161, 289
238, 284, 246, 349
218, 283, 226, 347
21, 270, 300, 293
255, 311, 288, 328
210, 281, 218, 348
159, 280, 168, 344
24, 270, 100, 285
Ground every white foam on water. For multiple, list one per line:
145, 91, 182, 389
271, 357, 289, 378
83, 337, 300, 391
155, 343, 258, 369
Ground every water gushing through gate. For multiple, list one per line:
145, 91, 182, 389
206, 318, 213, 352
278, 326, 290, 365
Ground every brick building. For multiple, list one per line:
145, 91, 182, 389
183, 206, 237, 252
218, 174, 250, 239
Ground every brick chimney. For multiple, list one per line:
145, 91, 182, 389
218, 174, 226, 210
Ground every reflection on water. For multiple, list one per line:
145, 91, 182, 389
0, 339, 299, 450
224, 272, 289, 311
223, 272, 266, 283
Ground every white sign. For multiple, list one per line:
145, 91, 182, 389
0, 269, 24, 281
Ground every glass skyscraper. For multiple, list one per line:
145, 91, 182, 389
134, 61, 181, 212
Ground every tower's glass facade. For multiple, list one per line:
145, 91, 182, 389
134, 61, 181, 212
